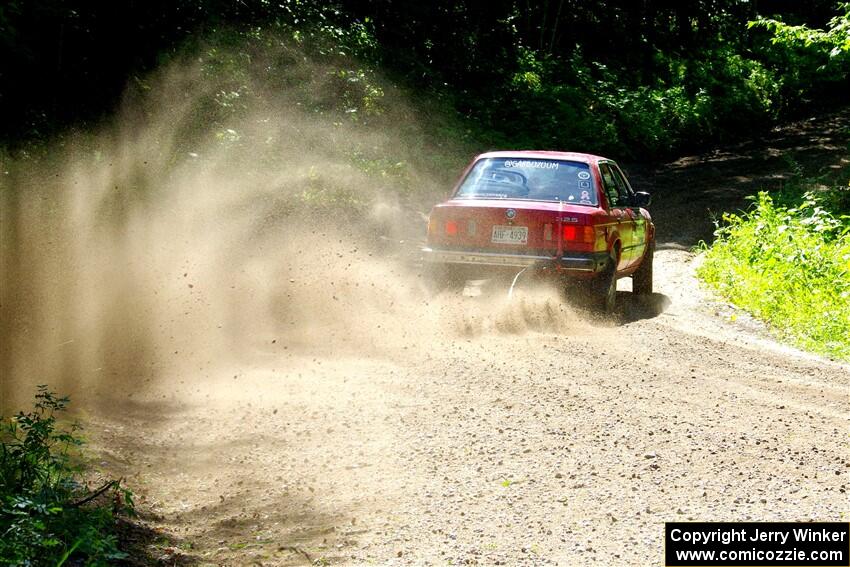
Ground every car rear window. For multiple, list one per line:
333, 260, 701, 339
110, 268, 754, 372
454, 158, 597, 206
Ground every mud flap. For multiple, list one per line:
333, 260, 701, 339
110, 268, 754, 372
632, 242, 654, 295
421, 263, 468, 294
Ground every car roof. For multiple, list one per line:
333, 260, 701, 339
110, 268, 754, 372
476, 150, 610, 163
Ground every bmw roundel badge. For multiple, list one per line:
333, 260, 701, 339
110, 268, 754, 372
505, 208, 517, 220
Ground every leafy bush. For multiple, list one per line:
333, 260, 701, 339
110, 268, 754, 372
445, 3, 848, 159
472, 43, 783, 158
0, 387, 133, 566
749, 2, 850, 107
698, 188, 850, 359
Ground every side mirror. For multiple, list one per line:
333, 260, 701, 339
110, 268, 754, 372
632, 191, 651, 208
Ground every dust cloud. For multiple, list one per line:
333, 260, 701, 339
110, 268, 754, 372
0, 45, 589, 413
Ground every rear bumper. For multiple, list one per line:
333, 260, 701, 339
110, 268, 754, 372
422, 247, 608, 273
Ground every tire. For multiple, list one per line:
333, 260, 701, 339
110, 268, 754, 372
590, 257, 618, 314
632, 241, 654, 296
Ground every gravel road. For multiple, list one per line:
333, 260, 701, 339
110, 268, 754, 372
87, 111, 849, 566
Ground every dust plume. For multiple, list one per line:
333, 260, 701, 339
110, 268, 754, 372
0, 41, 589, 412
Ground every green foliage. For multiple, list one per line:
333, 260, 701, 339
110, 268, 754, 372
748, 3, 850, 106
472, 43, 783, 157
1, 1, 848, 157
432, 1, 848, 157
0, 387, 133, 566
750, 3, 850, 59
698, 187, 850, 359
177, 20, 386, 144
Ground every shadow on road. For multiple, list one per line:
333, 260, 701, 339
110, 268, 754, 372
459, 277, 672, 326
117, 517, 200, 566
617, 291, 672, 323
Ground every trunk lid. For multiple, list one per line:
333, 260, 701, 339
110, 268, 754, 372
427, 199, 598, 255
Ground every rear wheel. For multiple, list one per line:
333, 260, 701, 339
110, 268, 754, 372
567, 256, 618, 314
632, 241, 654, 296
593, 259, 618, 314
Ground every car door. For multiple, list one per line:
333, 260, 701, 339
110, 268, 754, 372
610, 163, 647, 269
598, 162, 632, 272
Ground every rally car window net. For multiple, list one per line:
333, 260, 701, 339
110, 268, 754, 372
454, 158, 597, 206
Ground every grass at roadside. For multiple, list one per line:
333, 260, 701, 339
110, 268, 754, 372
0, 387, 134, 565
697, 183, 850, 360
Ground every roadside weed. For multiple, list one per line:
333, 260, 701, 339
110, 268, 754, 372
698, 189, 850, 359
0, 386, 133, 565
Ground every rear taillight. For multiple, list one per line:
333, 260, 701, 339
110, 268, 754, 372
445, 220, 458, 236
563, 225, 595, 243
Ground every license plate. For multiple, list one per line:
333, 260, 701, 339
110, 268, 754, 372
491, 225, 528, 245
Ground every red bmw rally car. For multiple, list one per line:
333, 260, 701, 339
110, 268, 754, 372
423, 151, 655, 312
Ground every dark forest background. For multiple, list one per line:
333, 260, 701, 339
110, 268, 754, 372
1, 1, 848, 156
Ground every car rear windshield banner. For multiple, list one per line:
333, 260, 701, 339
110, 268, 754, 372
665, 522, 849, 566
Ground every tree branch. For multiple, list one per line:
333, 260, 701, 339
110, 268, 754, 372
70, 478, 120, 508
